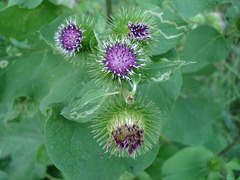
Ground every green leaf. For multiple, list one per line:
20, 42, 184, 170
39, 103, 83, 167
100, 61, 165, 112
0, 170, 8, 180
226, 2, 240, 20
171, 0, 230, 17
6, 0, 43, 9
143, 0, 230, 17
138, 4, 188, 55
182, 25, 232, 73
0, 1, 66, 40
117, 172, 134, 180
0, 111, 46, 180
226, 169, 235, 180
138, 61, 182, 121
9, 97, 39, 123
145, 143, 180, 179
151, 48, 179, 62
137, 48, 182, 124
1, 52, 48, 123
0, 2, 7, 11
36, 144, 53, 166
135, 171, 152, 180
95, 13, 107, 34
61, 81, 119, 123
45, 105, 160, 180
206, 172, 221, 180
39, 52, 89, 115
142, 59, 186, 84
162, 146, 214, 180
48, 0, 77, 8
226, 159, 240, 171
226, 2, 240, 33
72, 90, 118, 112
1, 50, 90, 123
162, 75, 227, 152
135, 0, 162, 7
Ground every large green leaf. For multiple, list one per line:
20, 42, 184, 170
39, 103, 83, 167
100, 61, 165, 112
161, 146, 214, 180
1, 52, 47, 102
135, 49, 183, 131
164, 0, 230, 18
139, 4, 188, 55
0, 50, 90, 122
182, 25, 232, 73
39, 52, 89, 115
0, 1, 66, 40
0, 111, 46, 180
0, 52, 48, 123
45, 105, 160, 180
0, 49, 89, 179
145, 143, 180, 180
138, 48, 182, 122
136, 0, 230, 17
162, 76, 227, 153
3, 0, 43, 9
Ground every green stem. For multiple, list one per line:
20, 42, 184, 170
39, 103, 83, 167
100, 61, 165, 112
46, 173, 55, 180
159, 135, 172, 144
121, 85, 135, 104
105, 0, 112, 19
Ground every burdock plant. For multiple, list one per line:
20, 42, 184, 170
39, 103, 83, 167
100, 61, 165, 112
53, 6, 163, 160
91, 97, 162, 158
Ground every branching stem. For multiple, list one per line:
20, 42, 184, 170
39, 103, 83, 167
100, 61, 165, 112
218, 137, 240, 156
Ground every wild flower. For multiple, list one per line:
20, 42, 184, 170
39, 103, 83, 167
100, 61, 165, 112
91, 97, 162, 158
54, 16, 95, 64
89, 37, 147, 89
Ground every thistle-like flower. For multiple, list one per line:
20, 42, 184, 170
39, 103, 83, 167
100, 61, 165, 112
108, 7, 158, 50
91, 97, 161, 158
54, 15, 95, 64
89, 37, 147, 89
54, 17, 85, 58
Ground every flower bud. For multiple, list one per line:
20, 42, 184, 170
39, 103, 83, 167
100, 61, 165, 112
207, 157, 225, 172
108, 7, 158, 51
91, 97, 161, 158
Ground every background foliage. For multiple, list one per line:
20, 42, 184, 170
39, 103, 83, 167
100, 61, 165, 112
0, 0, 240, 180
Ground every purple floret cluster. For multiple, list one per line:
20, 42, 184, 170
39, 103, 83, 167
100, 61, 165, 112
54, 18, 85, 57
107, 123, 144, 155
104, 43, 140, 80
128, 21, 152, 41
60, 24, 83, 51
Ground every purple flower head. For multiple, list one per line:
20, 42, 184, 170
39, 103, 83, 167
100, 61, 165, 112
97, 37, 146, 86
127, 21, 152, 41
107, 122, 144, 156
54, 17, 85, 57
